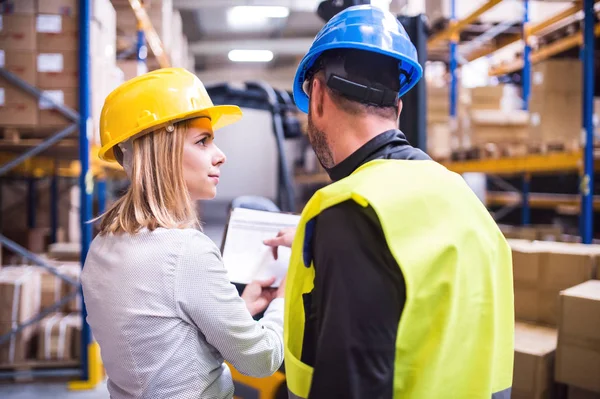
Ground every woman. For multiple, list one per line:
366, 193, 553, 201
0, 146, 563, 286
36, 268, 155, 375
81, 68, 285, 399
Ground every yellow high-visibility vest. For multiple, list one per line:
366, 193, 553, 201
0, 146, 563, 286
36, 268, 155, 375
284, 159, 514, 399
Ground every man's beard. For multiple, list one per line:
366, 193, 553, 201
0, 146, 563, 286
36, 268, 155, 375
307, 104, 335, 169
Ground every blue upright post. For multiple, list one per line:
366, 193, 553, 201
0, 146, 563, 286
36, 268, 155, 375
522, 0, 531, 225
137, 26, 147, 76
97, 179, 106, 214
522, 0, 531, 111
78, 0, 93, 382
27, 178, 36, 229
50, 171, 59, 243
582, 0, 595, 244
449, 0, 458, 123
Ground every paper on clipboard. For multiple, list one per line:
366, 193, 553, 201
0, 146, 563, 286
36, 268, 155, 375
221, 208, 301, 287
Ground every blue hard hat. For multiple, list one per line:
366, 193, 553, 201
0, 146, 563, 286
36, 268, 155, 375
293, 4, 423, 113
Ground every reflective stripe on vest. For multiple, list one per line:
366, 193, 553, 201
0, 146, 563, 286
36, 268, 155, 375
283, 160, 515, 399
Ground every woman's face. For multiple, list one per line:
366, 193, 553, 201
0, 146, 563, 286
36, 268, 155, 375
182, 118, 226, 201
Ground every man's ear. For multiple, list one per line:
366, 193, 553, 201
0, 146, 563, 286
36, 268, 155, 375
396, 99, 403, 119
309, 78, 326, 117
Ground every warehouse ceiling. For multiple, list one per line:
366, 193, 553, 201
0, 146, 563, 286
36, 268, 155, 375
175, 0, 327, 71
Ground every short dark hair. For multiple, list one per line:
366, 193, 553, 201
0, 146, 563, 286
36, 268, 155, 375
310, 49, 401, 120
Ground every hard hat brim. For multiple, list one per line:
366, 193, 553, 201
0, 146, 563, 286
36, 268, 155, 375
98, 104, 243, 163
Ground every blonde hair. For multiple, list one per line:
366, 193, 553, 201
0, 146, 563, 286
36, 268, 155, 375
98, 120, 199, 235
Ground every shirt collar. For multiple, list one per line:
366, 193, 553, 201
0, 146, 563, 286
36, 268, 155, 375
326, 129, 409, 182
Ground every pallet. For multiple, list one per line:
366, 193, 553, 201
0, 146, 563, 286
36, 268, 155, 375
0, 126, 78, 143
451, 140, 584, 162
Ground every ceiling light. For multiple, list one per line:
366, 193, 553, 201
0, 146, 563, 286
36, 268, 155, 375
228, 50, 274, 63
229, 6, 290, 19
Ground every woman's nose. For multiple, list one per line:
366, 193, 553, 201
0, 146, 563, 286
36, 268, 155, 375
213, 145, 226, 166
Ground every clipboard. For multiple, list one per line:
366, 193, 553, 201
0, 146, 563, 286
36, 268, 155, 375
220, 207, 301, 288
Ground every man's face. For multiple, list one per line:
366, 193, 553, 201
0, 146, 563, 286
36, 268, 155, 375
307, 77, 335, 169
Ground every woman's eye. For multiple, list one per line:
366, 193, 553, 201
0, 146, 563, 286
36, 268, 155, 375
196, 137, 208, 146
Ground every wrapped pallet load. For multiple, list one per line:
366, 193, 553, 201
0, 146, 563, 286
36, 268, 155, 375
0, 267, 42, 364
37, 312, 81, 361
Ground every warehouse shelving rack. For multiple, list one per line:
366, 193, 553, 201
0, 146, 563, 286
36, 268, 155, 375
0, 0, 167, 388
431, 0, 597, 244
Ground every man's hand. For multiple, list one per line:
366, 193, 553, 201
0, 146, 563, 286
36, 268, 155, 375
241, 277, 277, 316
263, 227, 297, 260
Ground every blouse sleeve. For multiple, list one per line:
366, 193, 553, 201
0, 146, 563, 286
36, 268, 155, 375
174, 231, 284, 378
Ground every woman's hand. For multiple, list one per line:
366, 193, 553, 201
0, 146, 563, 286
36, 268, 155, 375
263, 227, 297, 260
241, 277, 277, 316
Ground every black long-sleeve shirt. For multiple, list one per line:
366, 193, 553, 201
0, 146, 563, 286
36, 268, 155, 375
300, 129, 431, 399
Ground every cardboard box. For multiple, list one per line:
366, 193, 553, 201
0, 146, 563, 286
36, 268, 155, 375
0, 267, 42, 364
36, 15, 78, 51
556, 281, 600, 393
469, 110, 530, 145
37, 313, 81, 361
427, 123, 453, 159
38, 88, 78, 126
0, 84, 39, 126
0, 50, 37, 85
0, 0, 36, 14
510, 241, 599, 326
0, 15, 36, 51
38, 0, 78, 16
532, 59, 582, 95
57, 263, 80, 313
570, 387, 600, 399
512, 322, 558, 399
529, 93, 581, 144
37, 51, 78, 88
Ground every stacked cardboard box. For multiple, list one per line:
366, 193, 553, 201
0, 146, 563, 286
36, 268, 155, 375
1, 0, 120, 136
508, 240, 600, 398
35, 1, 79, 126
426, 85, 468, 159
529, 59, 582, 146
512, 322, 558, 399
36, 312, 81, 361
468, 109, 529, 148
0, 267, 41, 364
556, 281, 600, 397
57, 263, 81, 313
91, 0, 122, 145
466, 84, 528, 148
509, 240, 599, 326
0, 4, 38, 125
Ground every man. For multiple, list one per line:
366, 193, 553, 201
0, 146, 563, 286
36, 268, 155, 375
264, 5, 514, 399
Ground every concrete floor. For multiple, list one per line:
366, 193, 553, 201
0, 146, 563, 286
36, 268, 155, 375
0, 380, 110, 398
0, 222, 228, 398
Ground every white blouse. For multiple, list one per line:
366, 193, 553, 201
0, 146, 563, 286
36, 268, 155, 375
81, 227, 284, 399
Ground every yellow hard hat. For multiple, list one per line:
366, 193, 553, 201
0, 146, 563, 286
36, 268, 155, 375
98, 68, 242, 162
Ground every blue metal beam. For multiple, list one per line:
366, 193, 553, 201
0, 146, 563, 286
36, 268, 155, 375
582, 0, 596, 244
50, 171, 59, 243
79, 0, 93, 381
50, 171, 59, 242
27, 178, 36, 229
